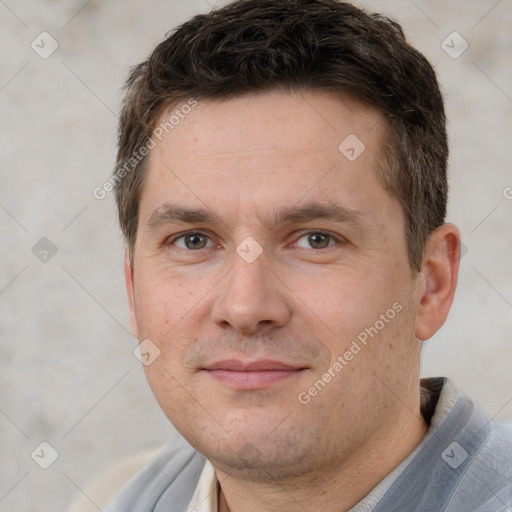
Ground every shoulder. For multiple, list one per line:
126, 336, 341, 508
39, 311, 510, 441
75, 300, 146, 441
67, 436, 205, 512
105, 435, 206, 512
371, 379, 512, 512
66, 444, 166, 512
467, 421, 512, 508
442, 398, 512, 511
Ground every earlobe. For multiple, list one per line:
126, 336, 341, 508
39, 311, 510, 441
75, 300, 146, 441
124, 248, 139, 339
414, 223, 461, 341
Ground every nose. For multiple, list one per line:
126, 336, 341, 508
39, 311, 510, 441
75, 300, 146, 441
210, 250, 292, 334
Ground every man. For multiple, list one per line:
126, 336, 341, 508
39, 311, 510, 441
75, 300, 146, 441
105, 0, 512, 510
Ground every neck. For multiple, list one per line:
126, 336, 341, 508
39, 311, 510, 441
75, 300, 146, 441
217, 403, 428, 512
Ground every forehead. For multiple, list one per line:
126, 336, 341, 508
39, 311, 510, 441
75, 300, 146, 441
140, 89, 394, 229
153, 89, 385, 159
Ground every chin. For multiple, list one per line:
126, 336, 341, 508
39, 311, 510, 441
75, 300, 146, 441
205, 441, 309, 482
180, 414, 326, 482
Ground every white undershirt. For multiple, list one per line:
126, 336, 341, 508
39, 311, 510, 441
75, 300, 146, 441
186, 459, 219, 512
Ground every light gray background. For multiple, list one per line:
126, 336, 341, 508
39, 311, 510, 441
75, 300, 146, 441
1, 1, 511, 511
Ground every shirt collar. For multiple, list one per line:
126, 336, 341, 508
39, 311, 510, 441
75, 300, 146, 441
187, 459, 219, 512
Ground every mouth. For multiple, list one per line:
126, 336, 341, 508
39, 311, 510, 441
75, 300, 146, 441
203, 359, 308, 389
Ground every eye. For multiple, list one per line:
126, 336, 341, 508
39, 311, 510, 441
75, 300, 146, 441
170, 232, 216, 250
294, 232, 340, 249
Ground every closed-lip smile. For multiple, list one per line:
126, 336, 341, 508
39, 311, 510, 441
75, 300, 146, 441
203, 359, 307, 389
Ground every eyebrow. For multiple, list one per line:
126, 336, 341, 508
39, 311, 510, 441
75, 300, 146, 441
146, 201, 368, 232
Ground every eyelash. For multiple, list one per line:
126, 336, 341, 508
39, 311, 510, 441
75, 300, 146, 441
167, 231, 343, 251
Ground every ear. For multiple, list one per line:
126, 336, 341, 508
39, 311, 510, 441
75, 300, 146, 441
415, 223, 461, 341
124, 248, 139, 339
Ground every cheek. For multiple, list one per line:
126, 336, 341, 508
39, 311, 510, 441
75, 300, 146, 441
290, 270, 391, 334
142, 362, 193, 432
132, 280, 200, 375
301, 272, 413, 369
134, 269, 208, 328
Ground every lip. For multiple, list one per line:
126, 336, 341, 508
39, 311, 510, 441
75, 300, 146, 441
203, 359, 307, 389
206, 359, 303, 371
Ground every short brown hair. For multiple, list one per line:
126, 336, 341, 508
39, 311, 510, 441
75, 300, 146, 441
114, 0, 448, 270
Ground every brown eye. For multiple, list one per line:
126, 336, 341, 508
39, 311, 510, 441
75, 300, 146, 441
308, 233, 331, 249
295, 232, 337, 250
185, 233, 208, 249
172, 232, 213, 250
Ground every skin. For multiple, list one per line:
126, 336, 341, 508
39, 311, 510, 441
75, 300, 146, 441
124, 89, 460, 512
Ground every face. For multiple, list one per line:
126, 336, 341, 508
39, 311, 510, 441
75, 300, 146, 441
126, 89, 429, 481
